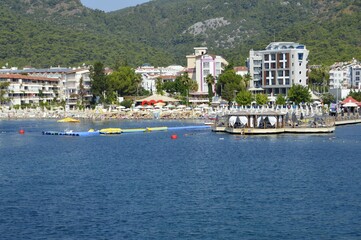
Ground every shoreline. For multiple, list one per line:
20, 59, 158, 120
0, 108, 212, 121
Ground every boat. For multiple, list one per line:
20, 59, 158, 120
57, 117, 80, 123
99, 128, 122, 134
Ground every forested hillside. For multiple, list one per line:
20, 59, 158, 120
0, 0, 360, 68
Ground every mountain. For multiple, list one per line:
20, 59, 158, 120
0, 0, 360, 68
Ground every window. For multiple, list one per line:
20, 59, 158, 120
356, 71, 360, 75
203, 62, 210, 68
285, 79, 290, 85
271, 63, 276, 68
265, 63, 270, 69
278, 79, 283, 85
299, 79, 302, 83
265, 54, 269, 61
298, 53, 303, 60
271, 54, 276, 60
278, 70, 283, 76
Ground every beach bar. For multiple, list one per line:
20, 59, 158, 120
214, 111, 336, 135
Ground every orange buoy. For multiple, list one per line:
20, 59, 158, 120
171, 134, 178, 139
19, 129, 25, 134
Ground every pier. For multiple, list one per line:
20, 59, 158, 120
212, 110, 359, 135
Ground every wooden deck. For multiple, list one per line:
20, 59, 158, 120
213, 126, 336, 135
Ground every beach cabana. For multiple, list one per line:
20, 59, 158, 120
136, 94, 180, 104
341, 96, 360, 106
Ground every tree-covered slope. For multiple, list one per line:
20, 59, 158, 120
0, 0, 359, 68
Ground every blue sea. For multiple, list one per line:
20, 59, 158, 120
1, 119, 361, 239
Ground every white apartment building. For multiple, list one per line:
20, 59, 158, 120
248, 42, 309, 96
329, 66, 348, 89
0, 74, 59, 106
63, 69, 92, 109
135, 65, 184, 93
186, 47, 228, 94
350, 64, 361, 89
328, 59, 361, 100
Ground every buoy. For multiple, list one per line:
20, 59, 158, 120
171, 134, 178, 139
19, 129, 25, 134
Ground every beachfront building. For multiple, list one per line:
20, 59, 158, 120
0, 74, 59, 106
329, 58, 361, 100
234, 66, 249, 77
350, 63, 361, 89
247, 42, 309, 96
135, 64, 184, 93
0, 66, 93, 108
186, 47, 228, 96
63, 69, 92, 109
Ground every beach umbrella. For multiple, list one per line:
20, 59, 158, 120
154, 102, 166, 107
166, 104, 175, 109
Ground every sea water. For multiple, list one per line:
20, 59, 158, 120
0, 119, 361, 239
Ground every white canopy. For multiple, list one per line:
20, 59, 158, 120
136, 94, 180, 102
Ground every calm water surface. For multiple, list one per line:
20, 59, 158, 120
0, 119, 361, 239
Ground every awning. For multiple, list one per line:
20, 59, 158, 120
136, 94, 180, 103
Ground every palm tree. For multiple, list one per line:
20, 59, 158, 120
205, 74, 215, 103
155, 77, 163, 95
133, 73, 142, 97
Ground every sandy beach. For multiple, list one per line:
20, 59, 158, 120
0, 107, 215, 121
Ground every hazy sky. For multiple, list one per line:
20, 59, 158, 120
80, 0, 150, 12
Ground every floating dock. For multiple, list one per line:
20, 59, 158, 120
42, 130, 100, 137
42, 125, 211, 137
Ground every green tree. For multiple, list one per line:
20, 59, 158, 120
348, 90, 361, 102
180, 72, 194, 106
155, 77, 163, 95
288, 84, 311, 105
107, 66, 142, 101
321, 92, 335, 105
0, 82, 10, 105
255, 93, 268, 105
308, 67, 330, 93
90, 62, 107, 104
205, 74, 215, 103
275, 94, 286, 106
236, 90, 253, 106
216, 68, 246, 103
78, 77, 86, 107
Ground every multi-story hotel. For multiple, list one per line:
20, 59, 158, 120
0, 74, 59, 106
135, 64, 184, 93
0, 67, 92, 108
63, 69, 92, 109
186, 47, 228, 94
248, 42, 309, 96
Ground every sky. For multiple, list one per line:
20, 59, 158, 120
80, 0, 150, 12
